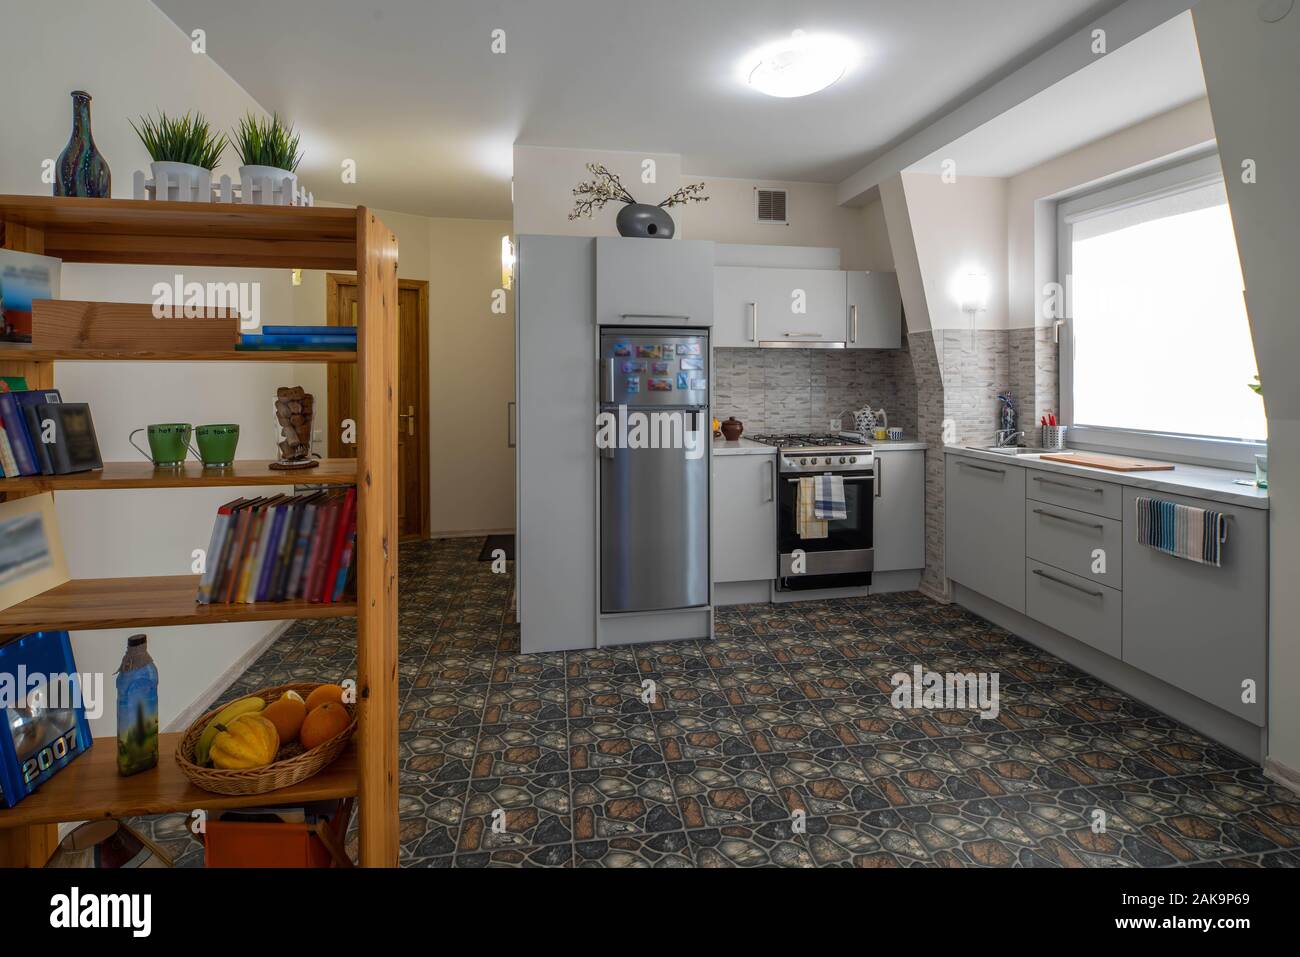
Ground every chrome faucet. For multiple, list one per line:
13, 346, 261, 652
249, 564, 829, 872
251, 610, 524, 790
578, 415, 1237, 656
995, 429, 1025, 448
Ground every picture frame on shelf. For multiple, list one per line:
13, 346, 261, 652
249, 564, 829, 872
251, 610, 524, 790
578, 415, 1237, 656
0, 492, 69, 614
0, 250, 61, 345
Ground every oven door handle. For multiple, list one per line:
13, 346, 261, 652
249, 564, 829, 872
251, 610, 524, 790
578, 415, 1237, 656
784, 475, 874, 483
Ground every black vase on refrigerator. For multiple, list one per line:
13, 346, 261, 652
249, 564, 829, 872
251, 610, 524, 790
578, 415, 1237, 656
598, 328, 709, 613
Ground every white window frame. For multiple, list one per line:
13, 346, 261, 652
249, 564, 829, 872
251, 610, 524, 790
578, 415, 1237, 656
1056, 152, 1264, 470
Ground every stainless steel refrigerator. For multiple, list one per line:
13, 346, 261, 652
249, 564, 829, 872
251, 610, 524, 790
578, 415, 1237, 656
598, 328, 709, 613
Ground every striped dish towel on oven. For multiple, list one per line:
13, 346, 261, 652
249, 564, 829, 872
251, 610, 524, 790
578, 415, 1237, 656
1135, 496, 1228, 566
814, 473, 847, 521
797, 476, 828, 539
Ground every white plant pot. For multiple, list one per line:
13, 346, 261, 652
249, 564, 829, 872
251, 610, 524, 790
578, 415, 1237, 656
150, 161, 213, 202
239, 164, 298, 205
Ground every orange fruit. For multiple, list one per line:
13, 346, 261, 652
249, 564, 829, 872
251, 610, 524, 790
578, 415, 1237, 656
305, 683, 345, 713
300, 702, 351, 750
262, 692, 307, 745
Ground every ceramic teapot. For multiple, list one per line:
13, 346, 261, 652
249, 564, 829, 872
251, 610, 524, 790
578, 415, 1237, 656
852, 406, 888, 436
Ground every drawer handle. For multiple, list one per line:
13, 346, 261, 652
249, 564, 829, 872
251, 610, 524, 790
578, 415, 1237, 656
1033, 475, 1103, 494
1033, 568, 1104, 598
959, 461, 1005, 476
620, 313, 690, 321
1032, 508, 1104, 532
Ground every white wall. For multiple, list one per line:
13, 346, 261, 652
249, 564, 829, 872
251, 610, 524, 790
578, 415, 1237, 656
0, 0, 303, 735
898, 173, 1008, 331
1006, 98, 1216, 330
1192, 0, 1300, 781
511, 144, 887, 269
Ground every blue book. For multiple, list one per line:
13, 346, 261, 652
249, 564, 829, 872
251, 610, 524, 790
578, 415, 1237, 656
255, 503, 288, 601
261, 325, 356, 337
240, 333, 357, 347
16, 389, 62, 476
0, 392, 38, 476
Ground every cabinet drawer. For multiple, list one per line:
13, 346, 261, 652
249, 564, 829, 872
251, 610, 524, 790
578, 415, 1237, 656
1026, 559, 1122, 658
1026, 470, 1122, 519
945, 456, 1026, 612
1026, 501, 1122, 589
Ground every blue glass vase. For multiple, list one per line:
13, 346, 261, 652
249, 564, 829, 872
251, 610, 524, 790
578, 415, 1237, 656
54, 91, 111, 198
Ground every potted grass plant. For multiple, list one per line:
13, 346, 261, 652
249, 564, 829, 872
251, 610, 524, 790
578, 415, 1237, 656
130, 111, 227, 202
232, 112, 304, 205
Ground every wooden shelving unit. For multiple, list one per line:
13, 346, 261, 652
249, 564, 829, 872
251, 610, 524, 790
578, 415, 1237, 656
0, 458, 358, 491
0, 575, 357, 637
0, 734, 357, 830
0, 196, 399, 868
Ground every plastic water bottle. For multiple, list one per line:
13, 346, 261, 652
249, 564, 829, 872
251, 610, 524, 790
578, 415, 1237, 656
116, 634, 159, 776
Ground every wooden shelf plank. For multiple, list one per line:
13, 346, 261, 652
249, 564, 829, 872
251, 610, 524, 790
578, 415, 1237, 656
5, 346, 356, 362
0, 733, 357, 830
0, 575, 355, 638
0, 195, 358, 270
0, 459, 357, 492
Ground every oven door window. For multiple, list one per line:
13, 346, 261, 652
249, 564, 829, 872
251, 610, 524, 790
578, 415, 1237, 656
777, 472, 873, 554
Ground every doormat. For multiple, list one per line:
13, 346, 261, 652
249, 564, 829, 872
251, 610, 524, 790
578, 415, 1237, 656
478, 534, 515, 562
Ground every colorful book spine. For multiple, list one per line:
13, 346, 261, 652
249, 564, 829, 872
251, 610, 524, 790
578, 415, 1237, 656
240, 333, 357, 347
223, 499, 260, 604
331, 508, 358, 602
197, 500, 241, 604
320, 488, 356, 603
260, 326, 358, 338
268, 500, 301, 601
253, 502, 288, 602
0, 393, 37, 476
0, 423, 17, 478
304, 496, 341, 602
285, 501, 320, 599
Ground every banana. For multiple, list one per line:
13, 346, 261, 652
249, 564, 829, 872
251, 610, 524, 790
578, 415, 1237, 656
195, 696, 266, 766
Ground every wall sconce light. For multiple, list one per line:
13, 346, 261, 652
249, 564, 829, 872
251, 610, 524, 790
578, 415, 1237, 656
501, 235, 516, 291
957, 271, 990, 315
291, 268, 303, 287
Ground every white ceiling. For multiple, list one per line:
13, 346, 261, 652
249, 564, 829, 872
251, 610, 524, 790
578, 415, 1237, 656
152, 0, 1122, 219
909, 11, 1207, 178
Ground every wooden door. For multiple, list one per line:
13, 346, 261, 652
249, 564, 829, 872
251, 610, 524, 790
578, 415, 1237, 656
328, 275, 429, 539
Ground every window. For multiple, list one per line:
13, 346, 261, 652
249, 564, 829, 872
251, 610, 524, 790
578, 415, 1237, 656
1057, 153, 1264, 463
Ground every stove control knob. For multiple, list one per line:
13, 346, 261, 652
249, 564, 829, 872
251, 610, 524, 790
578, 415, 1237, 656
800, 458, 809, 465
824, 457, 832, 465
849, 456, 858, 464
839, 457, 846, 464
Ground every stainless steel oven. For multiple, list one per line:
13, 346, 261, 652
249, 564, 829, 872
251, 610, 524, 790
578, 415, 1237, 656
749, 435, 874, 592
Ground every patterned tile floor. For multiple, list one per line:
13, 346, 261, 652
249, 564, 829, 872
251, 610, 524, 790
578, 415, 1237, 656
131, 537, 1300, 868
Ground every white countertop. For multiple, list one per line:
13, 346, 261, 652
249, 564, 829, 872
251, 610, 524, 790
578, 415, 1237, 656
713, 437, 776, 455
713, 437, 928, 456
944, 445, 1268, 510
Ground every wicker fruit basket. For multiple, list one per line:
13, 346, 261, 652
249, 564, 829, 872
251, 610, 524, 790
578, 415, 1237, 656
175, 682, 357, 796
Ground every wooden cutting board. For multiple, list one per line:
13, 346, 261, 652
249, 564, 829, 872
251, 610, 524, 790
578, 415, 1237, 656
1039, 451, 1175, 472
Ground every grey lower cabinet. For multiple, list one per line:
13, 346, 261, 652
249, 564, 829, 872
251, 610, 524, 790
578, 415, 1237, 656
596, 237, 714, 327
873, 450, 924, 571
712, 453, 778, 583
945, 456, 1026, 612
1121, 487, 1267, 725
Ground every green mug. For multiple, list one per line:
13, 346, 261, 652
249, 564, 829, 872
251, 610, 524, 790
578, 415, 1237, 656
129, 423, 194, 468
194, 423, 240, 468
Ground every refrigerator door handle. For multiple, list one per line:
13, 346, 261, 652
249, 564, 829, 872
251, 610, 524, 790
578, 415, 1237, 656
601, 357, 616, 404
507, 401, 516, 449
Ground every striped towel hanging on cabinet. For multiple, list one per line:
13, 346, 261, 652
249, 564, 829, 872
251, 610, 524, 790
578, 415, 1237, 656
1135, 496, 1228, 566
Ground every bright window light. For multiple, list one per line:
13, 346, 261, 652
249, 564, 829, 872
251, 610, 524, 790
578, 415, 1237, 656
1069, 181, 1264, 441
742, 31, 855, 98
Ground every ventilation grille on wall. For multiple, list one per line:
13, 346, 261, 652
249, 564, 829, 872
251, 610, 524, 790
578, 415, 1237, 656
755, 188, 788, 224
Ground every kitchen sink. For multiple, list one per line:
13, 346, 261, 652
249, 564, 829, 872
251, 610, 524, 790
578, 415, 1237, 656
965, 445, 1072, 456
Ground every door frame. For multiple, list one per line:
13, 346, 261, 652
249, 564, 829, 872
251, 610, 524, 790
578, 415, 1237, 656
325, 271, 431, 540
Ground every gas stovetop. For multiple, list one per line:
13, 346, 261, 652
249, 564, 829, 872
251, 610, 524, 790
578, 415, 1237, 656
749, 433, 875, 473
749, 432, 872, 451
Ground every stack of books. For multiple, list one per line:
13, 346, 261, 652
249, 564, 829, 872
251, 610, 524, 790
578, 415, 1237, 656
0, 376, 103, 477
236, 325, 357, 352
197, 487, 357, 605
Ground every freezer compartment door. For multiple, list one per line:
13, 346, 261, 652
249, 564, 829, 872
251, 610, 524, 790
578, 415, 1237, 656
600, 330, 709, 409
601, 443, 709, 613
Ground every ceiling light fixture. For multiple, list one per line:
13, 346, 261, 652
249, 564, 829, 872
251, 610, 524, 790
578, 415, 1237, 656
742, 30, 855, 98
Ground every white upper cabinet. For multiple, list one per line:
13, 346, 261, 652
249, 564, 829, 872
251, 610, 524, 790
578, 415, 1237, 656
596, 237, 715, 327
713, 266, 846, 348
846, 271, 902, 349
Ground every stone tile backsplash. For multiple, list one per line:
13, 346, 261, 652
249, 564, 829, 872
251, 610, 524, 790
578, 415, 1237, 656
713, 347, 918, 437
